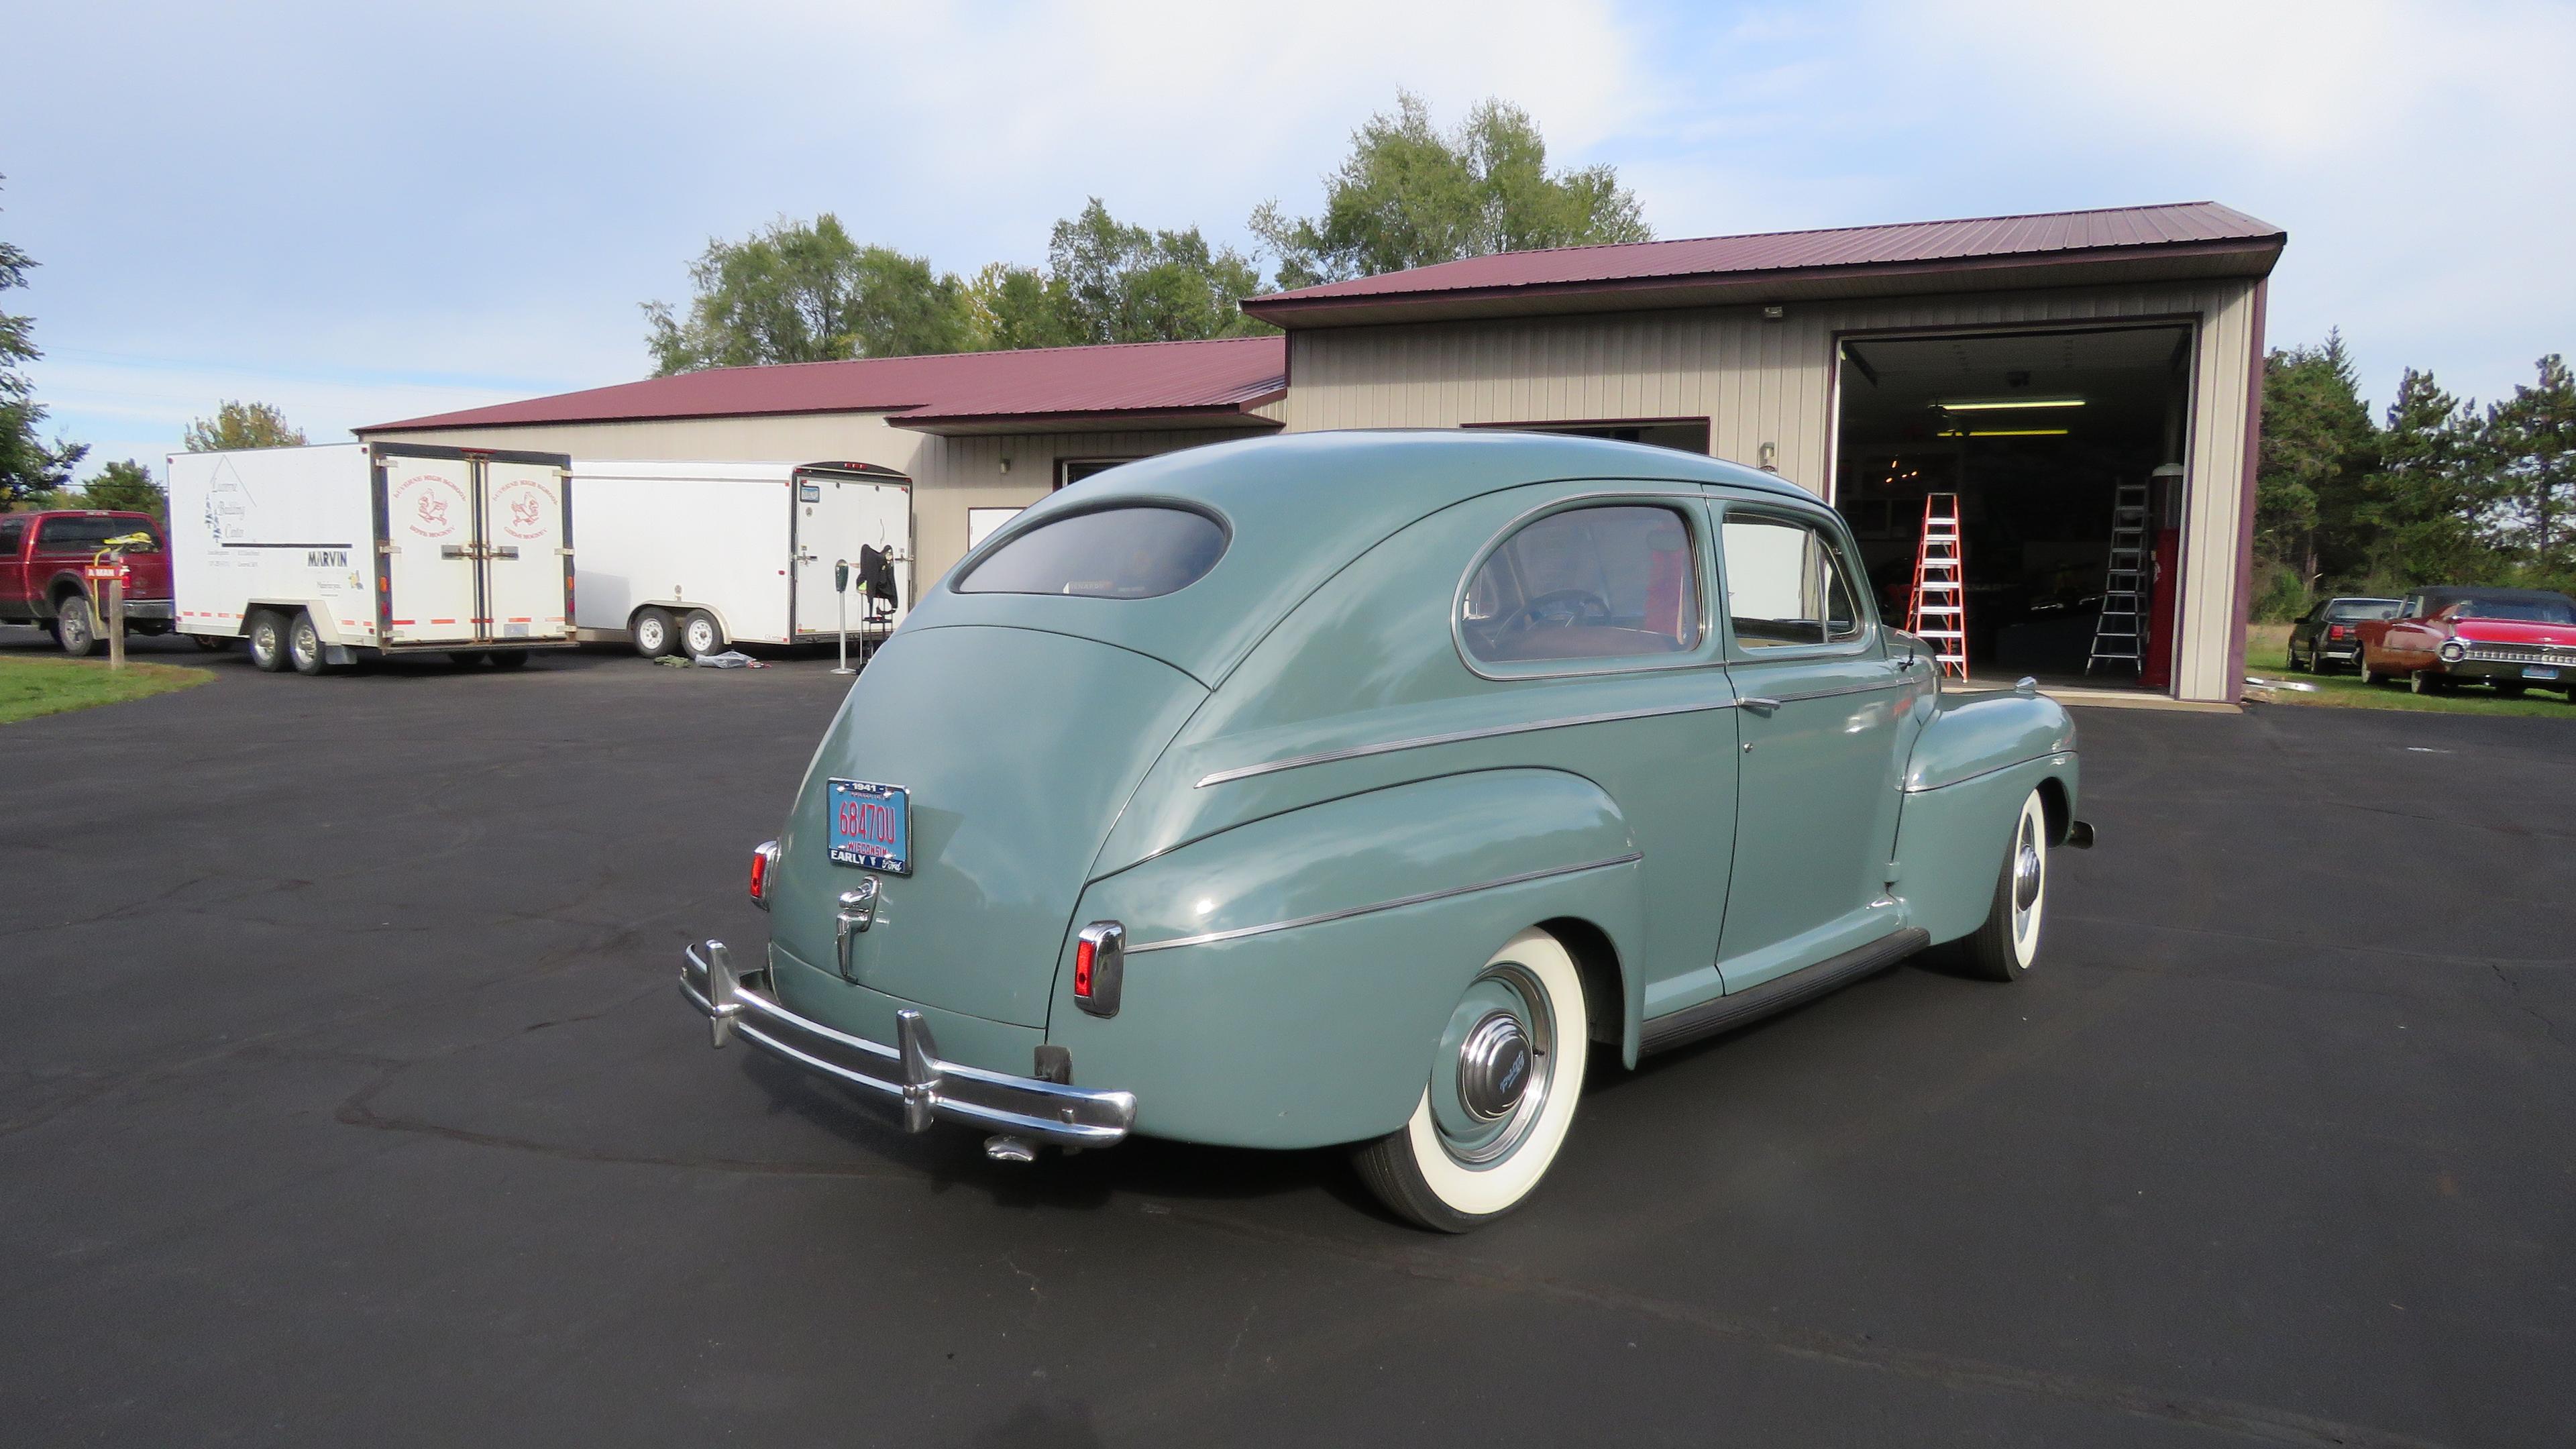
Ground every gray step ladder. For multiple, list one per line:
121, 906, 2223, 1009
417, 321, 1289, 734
2085, 482, 2151, 676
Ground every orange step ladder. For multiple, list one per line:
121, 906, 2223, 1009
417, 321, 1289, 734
1905, 493, 1969, 678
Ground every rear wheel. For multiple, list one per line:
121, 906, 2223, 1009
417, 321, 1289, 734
2494, 682, 2527, 698
1957, 790, 2049, 983
52, 596, 97, 657
447, 651, 490, 668
680, 609, 724, 659
2410, 669, 2448, 696
2355, 651, 2381, 685
247, 610, 288, 672
2287, 641, 2309, 673
1352, 928, 1589, 1233
631, 607, 678, 658
287, 612, 327, 675
189, 633, 233, 653
488, 649, 530, 669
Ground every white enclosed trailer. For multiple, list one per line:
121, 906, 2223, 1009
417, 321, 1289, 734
168, 441, 576, 674
568, 459, 912, 658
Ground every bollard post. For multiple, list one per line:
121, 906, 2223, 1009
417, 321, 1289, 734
106, 567, 127, 671
831, 558, 855, 675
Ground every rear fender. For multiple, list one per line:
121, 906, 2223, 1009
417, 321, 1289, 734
1049, 768, 1644, 1148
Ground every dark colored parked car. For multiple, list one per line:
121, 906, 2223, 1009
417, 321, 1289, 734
2357, 587, 2576, 698
0, 510, 174, 657
2286, 596, 2399, 673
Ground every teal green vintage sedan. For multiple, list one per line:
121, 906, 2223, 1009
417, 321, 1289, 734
683, 431, 2092, 1231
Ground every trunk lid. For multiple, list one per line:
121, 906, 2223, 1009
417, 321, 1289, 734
768, 625, 1207, 1028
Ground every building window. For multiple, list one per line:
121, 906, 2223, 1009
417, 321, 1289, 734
1056, 458, 1139, 490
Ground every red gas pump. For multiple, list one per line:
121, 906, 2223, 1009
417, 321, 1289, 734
2139, 464, 2184, 691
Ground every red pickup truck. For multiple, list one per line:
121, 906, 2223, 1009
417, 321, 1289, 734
0, 510, 177, 657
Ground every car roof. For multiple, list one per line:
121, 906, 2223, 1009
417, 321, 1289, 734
909, 429, 1815, 686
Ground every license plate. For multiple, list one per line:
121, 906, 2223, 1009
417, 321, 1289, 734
827, 778, 911, 874
2524, 665, 2559, 680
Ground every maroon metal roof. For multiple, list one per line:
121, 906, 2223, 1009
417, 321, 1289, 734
1244, 202, 2285, 323
365, 335, 1287, 434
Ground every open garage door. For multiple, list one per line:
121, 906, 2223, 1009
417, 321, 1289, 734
1833, 325, 2193, 692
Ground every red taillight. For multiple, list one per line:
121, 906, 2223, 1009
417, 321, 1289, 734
1073, 922, 1124, 1017
2328, 625, 2350, 639
749, 840, 779, 907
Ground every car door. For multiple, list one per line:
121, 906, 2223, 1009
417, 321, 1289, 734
0, 517, 25, 614
1713, 498, 1921, 991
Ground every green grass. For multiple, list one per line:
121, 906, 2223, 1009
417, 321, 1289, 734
0, 655, 211, 724
2244, 627, 2576, 718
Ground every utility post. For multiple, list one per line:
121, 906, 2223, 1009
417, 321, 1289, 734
831, 559, 856, 675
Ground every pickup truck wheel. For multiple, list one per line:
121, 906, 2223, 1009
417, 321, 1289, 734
1957, 790, 2049, 983
632, 607, 677, 658
52, 596, 97, 657
287, 613, 327, 675
246, 610, 289, 672
1352, 928, 1588, 1233
680, 610, 724, 659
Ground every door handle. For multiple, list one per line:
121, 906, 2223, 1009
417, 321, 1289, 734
1895, 651, 1921, 671
1739, 696, 1782, 716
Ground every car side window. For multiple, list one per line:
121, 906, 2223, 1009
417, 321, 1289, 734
2399, 594, 2423, 619
1460, 504, 1701, 665
0, 519, 21, 554
1721, 512, 1864, 650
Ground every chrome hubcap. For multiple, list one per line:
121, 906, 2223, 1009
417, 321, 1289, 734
1457, 1011, 1533, 1122
2012, 840, 2043, 912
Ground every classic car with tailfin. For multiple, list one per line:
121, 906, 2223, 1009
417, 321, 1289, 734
682, 431, 2094, 1230
2355, 586, 2576, 698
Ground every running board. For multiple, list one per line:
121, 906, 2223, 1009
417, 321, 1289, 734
1639, 927, 1933, 1057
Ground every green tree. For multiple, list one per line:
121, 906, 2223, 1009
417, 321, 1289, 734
965, 262, 1079, 352
1042, 199, 1269, 346
1250, 93, 1652, 290
2478, 354, 2576, 580
2355, 368, 2492, 588
2253, 331, 2377, 605
78, 458, 166, 517
184, 400, 307, 452
643, 214, 977, 374
1, 177, 89, 509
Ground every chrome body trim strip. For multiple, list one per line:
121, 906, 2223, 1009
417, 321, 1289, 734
680, 941, 1136, 1148
1126, 851, 1644, 954
1194, 701, 1737, 788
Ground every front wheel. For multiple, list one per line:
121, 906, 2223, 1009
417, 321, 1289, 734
2356, 651, 2381, 686
487, 649, 530, 669
53, 596, 97, 657
1352, 928, 1589, 1233
632, 607, 677, 658
1957, 789, 2049, 982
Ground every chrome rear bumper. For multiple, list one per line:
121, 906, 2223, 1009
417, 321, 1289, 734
680, 941, 1136, 1148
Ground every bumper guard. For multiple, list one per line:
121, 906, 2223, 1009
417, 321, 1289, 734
680, 941, 1136, 1148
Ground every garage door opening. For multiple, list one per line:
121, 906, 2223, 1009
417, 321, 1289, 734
1833, 325, 2193, 691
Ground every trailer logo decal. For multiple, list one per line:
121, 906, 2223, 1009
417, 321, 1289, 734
393, 472, 465, 539
305, 549, 350, 568
494, 480, 555, 541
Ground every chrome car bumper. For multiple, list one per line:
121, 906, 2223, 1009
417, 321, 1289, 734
119, 599, 174, 621
679, 941, 1136, 1148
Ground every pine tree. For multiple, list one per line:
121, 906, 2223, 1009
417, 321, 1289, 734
2357, 368, 2492, 588
2479, 354, 2576, 581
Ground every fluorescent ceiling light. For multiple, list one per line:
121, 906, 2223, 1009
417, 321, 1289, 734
1932, 397, 2086, 411
1936, 427, 2072, 438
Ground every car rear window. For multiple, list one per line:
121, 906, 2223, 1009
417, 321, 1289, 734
956, 505, 1226, 599
35, 516, 161, 551
2327, 600, 2399, 621
2457, 598, 2576, 624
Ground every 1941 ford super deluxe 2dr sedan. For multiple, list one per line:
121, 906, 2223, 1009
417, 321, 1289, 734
683, 431, 2092, 1230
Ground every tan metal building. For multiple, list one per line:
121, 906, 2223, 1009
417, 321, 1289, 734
364, 201, 2283, 703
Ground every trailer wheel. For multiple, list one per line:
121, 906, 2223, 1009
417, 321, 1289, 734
631, 608, 678, 658
680, 610, 724, 660
244, 610, 290, 672
189, 633, 233, 653
286, 612, 328, 676
447, 651, 490, 668
488, 650, 530, 670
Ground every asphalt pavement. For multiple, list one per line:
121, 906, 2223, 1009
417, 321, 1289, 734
2, 631, 2570, 1447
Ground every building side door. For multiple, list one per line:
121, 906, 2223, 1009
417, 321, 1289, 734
1715, 502, 1919, 991
480, 457, 572, 641
378, 450, 480, 645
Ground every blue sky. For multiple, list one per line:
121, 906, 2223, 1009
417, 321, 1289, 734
8, 0, 2572, 476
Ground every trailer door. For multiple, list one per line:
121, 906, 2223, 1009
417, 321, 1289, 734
481, 457, 572, 641
378, 449, 481, 645
790, 467, 912, 637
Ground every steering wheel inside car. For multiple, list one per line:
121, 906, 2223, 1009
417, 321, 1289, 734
1505, 589, 1613, 635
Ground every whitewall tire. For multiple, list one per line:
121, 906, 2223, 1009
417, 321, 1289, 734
1353, 927, 1589, 1232
1959, 789, 2049, 982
